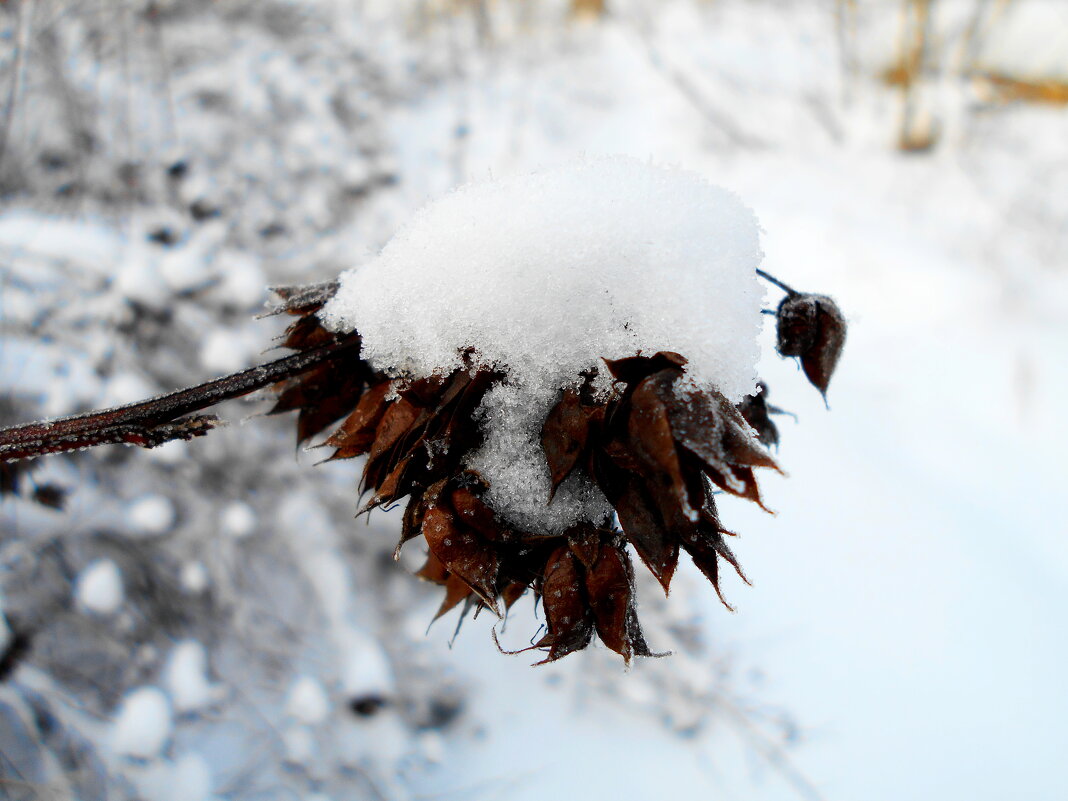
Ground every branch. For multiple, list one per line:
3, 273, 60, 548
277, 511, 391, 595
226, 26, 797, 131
756, 268, 798, 296
0, 338, 360, 463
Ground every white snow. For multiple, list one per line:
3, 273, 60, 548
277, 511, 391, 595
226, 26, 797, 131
337, 628, 395, 701
322, 156, 764, 531
164, 641, 219, 713
219, 501, 256, 539
127, 495, 176, 536
323, 156, 763, 399
179, 561, 210, 595
111, 686, 173, 760
282, 725, 315, 765
169, 753, 214, 801
198, 328, 257, 373
285, 676, 331, 725
467, 382, 614, 533
74, 559, 124, 615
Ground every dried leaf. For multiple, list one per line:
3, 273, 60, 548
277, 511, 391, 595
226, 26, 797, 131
541, 388, 590, 496
566, 523, 602, 569
584, 545, 637, 661
612, 472, 678, 592
265, 281, 340, 316
603, 351, 687, 386
415, 550, 450, 585
534, 547, 594, 663
368, 396, 421, 463
627, 371, 691, 514
327, 380, 392, 459
450, 485, 502, 541
422, 505, 500, 612
735, 382, 779, 449
434, 574, 474, 620
396, 490, 429, 557
662, 379, 778, 475
281, 313, 337, 351
296, 368, 365, 443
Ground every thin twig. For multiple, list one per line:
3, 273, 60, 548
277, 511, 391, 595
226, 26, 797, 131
0, 337, 360, 463
0, 0, 33, 171
756, 268, 798, 296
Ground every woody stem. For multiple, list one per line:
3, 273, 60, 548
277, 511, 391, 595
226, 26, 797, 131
0, 337, 361, 463
755, 268, 798, 296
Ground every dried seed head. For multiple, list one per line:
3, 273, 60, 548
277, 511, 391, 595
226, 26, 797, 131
265, 271, 838, 664
775, 293, 847, 398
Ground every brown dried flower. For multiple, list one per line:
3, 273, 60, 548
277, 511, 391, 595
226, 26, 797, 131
264, 276, 837, 664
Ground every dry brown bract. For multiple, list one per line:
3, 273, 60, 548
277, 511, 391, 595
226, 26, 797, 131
267, 277, 843, 664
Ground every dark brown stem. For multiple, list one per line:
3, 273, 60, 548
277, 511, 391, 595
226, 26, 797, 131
0, 338, 361, 463
756, 268, 798, 296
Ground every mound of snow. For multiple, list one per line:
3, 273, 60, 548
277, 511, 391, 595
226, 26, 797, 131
165, 641, 219, 713
127, 495, 176, 537
285, 676, 331, 725
111, 686, 172, 760
322, 156, 765, 531
322, 156, 763, 398
75, 559, 124, 615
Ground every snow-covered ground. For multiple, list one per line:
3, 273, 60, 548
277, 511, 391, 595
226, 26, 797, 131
2, 1, 1066, 800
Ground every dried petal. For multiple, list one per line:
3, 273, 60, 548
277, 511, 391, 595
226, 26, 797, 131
415, 550, 450, 585
603, 351, 687, 386
450, 485, 502, 541
566, 523, 602, 569
541, 388, 590, 496
627, 371, 691, 513
584, 544, 638, 661
326, 380, 392, 459
611, 472, 678, 592
266, 281, 339, 316
422, 505, 500, 612
433, 574, 474, 620
735, 382, 779, 449
534, 547, 594, 663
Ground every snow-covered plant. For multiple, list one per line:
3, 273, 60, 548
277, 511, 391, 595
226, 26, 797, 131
1, 157, 845, 665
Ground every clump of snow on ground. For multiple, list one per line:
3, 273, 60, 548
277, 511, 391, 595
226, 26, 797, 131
286, 676, 331, 725
323, 156, 763, 531
111, 686, 173, 759
218, 501, 256, 539
164, 641, 219, 714
127, 495, 176, 537
75, 559, 124, 615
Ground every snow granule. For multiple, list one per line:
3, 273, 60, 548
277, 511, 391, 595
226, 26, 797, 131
322, 156, 764, 532
127, 494, 176, 536
219, 501, 256, 538
285, 676, 331, 725
282, 725, 315, 765
180, 561, 210, 595
75, 559, 124, 615
111, 686, 173, 759
165, 640, 219, 714
338, 628, 395, 700
169, 753, 213, 801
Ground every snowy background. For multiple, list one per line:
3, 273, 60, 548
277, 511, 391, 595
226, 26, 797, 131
1, 1, 1066, 800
